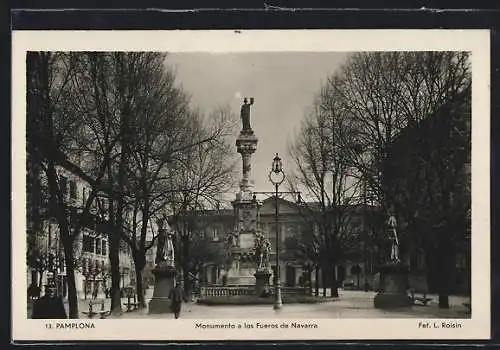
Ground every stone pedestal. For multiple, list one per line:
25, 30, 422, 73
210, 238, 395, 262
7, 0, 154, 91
373, 263, 411, 309
254, 270, 271, 297
148, 264, 177, 314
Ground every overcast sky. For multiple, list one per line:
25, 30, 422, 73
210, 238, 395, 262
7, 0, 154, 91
166, 52, 349, 200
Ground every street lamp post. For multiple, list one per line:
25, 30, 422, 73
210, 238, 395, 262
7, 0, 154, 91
269, 153, 285, 310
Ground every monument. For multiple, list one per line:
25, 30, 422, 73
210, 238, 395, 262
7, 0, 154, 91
373, 212, 412, 309
225, 97, 263, 285
148, 218, 177, 314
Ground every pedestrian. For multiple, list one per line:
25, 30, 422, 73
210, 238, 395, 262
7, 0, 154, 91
32, 284, 67, 319
169, 282, 185, 319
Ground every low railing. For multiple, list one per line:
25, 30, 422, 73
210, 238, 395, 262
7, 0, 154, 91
268, 287, 310, 296
199, 286, 310, 297
200, 286, 256, 297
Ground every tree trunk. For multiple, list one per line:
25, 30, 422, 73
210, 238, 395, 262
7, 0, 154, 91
108, 52, 130, 316
321, 267, 327, 296
84, 279, 87, 300
133, 255, 146, 308
62, 238, 78, 319
182, 235, 191, 296
314, 268, 319, 296
109, 235, 122, 315
330, 263, 339, 298
438, 294, 449, 309
437, 237, 453, 309
307, 267, 313, 295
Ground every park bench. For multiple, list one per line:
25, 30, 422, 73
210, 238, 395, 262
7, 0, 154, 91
463, 302, 471, 315
409, 289, 433, 306
342, 281, 355, 290
123, 293, 142, 312
82, 300, 110, 319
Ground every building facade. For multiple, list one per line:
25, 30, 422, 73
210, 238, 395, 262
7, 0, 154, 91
26, 165, 134, 300
180, 197, 377, 290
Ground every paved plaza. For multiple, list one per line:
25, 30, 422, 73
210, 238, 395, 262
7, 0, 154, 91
94, 290, 468, 319
28, 288, 470, 319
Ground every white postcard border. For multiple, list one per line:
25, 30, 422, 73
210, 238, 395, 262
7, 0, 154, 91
12, 29, 491, 341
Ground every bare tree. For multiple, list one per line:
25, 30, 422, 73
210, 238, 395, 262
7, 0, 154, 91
322, 51, 471, 307
27, 51, 109, 318
384, 86, 471, 308
118, 57, 194, 308
288, 90, 361, 297
330, 52, 470, 254
167, 106, 238, 295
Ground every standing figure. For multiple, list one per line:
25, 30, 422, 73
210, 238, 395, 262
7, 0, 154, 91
262, 239, 270, 269
387, 213, 400, 263
165, 233, 175, 267
240, 97, 254, 133
28, 282, 41, 300
31, 284, 67, 319
169, 281, 185, 319
155, 219, 167, 265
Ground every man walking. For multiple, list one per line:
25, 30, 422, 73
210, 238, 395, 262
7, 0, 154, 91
169, 282, 185, 319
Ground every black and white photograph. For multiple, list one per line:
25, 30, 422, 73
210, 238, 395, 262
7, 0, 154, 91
12, 30, 490, 341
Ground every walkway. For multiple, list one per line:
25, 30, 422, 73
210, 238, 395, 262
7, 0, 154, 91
103, 290, 470, 319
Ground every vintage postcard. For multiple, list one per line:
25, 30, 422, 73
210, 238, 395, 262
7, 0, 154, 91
12, 29, 490, 341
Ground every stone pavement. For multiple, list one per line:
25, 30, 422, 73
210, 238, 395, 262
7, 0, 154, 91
105, 290, 470, 319
28, 297, 138, 319
27, 289, 469, 319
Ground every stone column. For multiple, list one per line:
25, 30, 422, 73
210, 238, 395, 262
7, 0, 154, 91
228, 98, 260, 286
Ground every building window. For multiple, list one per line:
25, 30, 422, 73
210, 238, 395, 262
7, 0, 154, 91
102, 240, 107, 256
82, 234, 94, 253
95, 238, 102, 255
69, 180, 77, 199
212, 227, 219, 241
82, 187, 87, 205
59, 175, 67, 196
285, 225, 297, 239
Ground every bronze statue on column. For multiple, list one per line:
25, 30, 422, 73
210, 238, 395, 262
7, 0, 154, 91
240, 97, 254, 134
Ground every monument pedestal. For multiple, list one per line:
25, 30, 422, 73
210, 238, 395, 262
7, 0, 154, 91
254, 270, 271, 297
148, 264, 177, 314
373, 263, 411, 309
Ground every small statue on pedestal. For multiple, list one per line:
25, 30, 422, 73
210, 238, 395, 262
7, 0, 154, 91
387, 213, 400, 263
149, 219, 177, 314
253, 231, 271, 272
165, 233, 175, 267
155, 219, 175, 267
155, 227, 166, 265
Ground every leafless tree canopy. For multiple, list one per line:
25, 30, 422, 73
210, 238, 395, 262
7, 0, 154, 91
287, 51, 471, 304
27, 51, 238, 317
